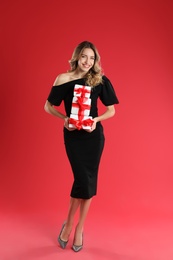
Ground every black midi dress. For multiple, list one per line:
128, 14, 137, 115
47, 75, 119, 199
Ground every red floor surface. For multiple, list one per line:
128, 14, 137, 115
1, 209, 173, 260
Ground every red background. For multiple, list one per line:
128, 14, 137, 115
1, 0, 173, 220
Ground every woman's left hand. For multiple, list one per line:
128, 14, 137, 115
84, 118, 97, 133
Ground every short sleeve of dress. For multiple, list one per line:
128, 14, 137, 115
47, 85, 66, 106
99, 75, 119, 106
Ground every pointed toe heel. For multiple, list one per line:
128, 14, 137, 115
58, 222, 68, 249
58, 236, 68, 249
72, 244, 83, 252
72, 233, 83, 252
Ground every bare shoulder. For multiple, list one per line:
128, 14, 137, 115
53, 73, 71, 86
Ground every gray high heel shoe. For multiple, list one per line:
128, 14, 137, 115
58, 222, 68, 249
72, 234, 83, 252
72, 244, 83, 252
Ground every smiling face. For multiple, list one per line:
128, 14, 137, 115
77, 48, 95, 73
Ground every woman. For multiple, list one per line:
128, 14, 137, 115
44, 41, 119, 252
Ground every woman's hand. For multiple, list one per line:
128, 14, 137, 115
84, 118, 97, 133
64, 117, 76, 131
85, 105, 115, 133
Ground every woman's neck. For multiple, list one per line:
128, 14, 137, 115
69, 69, 87, 79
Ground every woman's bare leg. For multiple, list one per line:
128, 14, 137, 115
60, 197, 81, 241
73, 198, 92, 246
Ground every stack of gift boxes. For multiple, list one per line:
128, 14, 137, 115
69, 84, 94, 130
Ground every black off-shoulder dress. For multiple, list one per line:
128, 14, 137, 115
47, 75, 119, 199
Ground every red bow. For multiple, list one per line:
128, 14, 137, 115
69, 118, 93, 130
75, 86, 90, 97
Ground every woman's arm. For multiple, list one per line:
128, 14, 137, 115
87, 105, 115, 132
94, 105, 115, 122
44, 100, 67, 120
44, 73, 69, 119
44, 101, 75, 131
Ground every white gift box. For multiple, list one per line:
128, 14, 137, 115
73, 84, 91, 98
71, 96, 91, 116
69, 114, 93, 130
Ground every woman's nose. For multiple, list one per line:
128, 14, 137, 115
84, 57, 89, 64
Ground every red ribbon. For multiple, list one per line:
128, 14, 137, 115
82, 118, 94, 126
69, 118, 82, 130
75, 86, 91, 97
72, 102, 90, 115
69, 118, 93, 130
72, 96, 91, 121
76, 96, 88, 105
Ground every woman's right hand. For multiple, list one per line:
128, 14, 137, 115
64, 117, 76, 131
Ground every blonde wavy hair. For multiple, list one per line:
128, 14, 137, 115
68, 41, 103, 87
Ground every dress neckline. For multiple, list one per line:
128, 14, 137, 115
53, 78, 85, 87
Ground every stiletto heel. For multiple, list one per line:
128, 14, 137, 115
58, 222, 68, 249
72, 233, 83, 252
